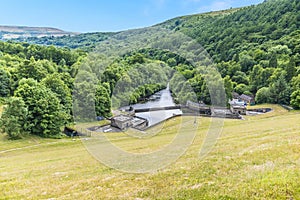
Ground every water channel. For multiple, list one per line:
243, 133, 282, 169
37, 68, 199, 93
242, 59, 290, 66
123, 85, 182, 126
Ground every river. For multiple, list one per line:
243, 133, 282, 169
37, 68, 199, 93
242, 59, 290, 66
123, 85, 182, 126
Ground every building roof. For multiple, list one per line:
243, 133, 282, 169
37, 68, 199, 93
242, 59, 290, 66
232, 92, 240, 98
240, 94, 253, 101
232, 105, 246, 109
229, 99, 246, 106
113, 115, 132, 122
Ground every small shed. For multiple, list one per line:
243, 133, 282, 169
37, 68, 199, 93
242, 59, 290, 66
230, 105, 247, 115
110, 115, 149, 130
239, 94, 255, 105
111, 115, 133, 130
229, 99, 247, 115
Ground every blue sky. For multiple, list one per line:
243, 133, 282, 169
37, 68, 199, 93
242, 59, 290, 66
0, 0, 264, 33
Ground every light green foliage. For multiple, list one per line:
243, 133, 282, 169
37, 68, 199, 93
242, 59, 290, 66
0, 41, 83, 138
0, 97, 27, 139
291, 74, 300, 91
41, 73, 72, 118
255, 87, 271, 104
290, 90, 300, 109
232, 71, 249, 85
291, 74, 300, 109
15, 79, 67, 137
234, 83, 250, 95
16, 57, 48, 81
95, 84, 111, 117
127, 53, 145, 65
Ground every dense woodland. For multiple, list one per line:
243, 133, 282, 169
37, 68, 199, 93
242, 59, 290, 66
0, 0, 300, 139
13, 32, 116, 51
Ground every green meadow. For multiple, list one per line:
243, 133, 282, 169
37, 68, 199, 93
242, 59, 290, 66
0, 105, 300, 199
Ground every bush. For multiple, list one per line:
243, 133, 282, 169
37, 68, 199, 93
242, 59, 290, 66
255, 87, 270, 104
0, 97, 28, 139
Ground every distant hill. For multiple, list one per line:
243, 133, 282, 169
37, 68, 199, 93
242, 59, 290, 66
0, 0, 299, 114
0, 25, 78, 40
4, 0, 300, 58
12, 32, 116, 50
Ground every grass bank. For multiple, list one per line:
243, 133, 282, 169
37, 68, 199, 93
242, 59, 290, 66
0, 105, 299, 199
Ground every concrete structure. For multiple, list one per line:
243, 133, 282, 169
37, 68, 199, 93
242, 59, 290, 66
230, 105, 247, 115
131, 116, 149, 130
186, 100, 211, 115
111, 115, 133, 130
110, 115, 148, 130
229, 99, 247, 115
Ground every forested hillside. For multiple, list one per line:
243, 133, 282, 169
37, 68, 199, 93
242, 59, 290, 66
13, 32, 116, 51
160, 0, 300, 107
10, 0, 300, 104
0, 41, 168, 139
0, 0, 300, 139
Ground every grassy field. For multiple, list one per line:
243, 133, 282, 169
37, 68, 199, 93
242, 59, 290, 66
0, 104, 300, 199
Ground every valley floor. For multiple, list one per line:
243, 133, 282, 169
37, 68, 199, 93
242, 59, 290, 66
0, 105, 300, 199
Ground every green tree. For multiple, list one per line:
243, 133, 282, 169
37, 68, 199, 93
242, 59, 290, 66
249, 64, 263, 93
224, 75, 233, 101
0, 97, 27, 139
0, 68, 10, 97
234, 84, 250, 95
286, 56, 296, 82
239, 54, 256, 72
167, 58, 177, 67
41, 74, 72, 119
290, 90, 300, 109
128, 53, 145, 65
73, 70, 97, 122
291, 74, 300, 91
269, 74, 290, 104
17, 57, 48, 81
95, 84, 111, 117
255, 87, 270, 104
269, 52, 278, 68
232, 71, 249, 85
15, 79, 67, 137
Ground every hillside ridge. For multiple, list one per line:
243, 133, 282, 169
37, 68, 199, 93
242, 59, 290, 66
0, 25, 78, 39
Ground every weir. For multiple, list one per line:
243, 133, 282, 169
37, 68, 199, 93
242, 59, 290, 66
133, 105, 181, 113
